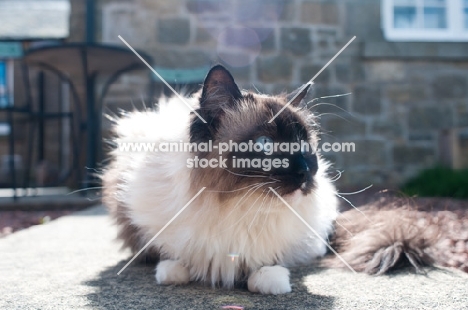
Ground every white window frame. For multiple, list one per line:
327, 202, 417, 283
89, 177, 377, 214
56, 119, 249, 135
382, 0, 468, 41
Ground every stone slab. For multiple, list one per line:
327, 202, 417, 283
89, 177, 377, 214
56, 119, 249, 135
1, 206, 467, 309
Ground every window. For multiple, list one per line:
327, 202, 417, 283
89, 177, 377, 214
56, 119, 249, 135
0, 61, 12, 108
465, 0, 468, 28
382, 0, 468, 41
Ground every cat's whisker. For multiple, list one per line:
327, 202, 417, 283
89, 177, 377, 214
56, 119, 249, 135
338, 184, 373, 196
248, 189, 275, 249
66, 186, 104, 196
247, 187, 270, 233
249, 198, 274, 251
85, 196, 103, 202
206, 182, 271, 193
242, 189, 269, 244
269, 176, 281, 182
316, 112, 353, 123
217, 182, 273, 231
216, 182, 265, 225
238, 170, 280, 181
247, 188, 272, 250
140, 93, 150, 112
337, 211, 353, 224
329, 170, 343, 182
306, 92, 352, 105
222, 168, 272, 179
335, 220, 354, 236
336, 193, 372, 223
306, 102, 355, 118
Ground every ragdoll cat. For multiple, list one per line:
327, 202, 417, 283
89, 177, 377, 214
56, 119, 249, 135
103, 65, 468, 294
103, 65, 338, 294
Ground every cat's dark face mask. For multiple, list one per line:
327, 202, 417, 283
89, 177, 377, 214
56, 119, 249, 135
190, 65, 320, 198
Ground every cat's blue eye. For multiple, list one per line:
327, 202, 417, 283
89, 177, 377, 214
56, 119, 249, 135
255, 136, 273, 153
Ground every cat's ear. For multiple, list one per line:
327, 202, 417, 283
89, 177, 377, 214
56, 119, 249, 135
287, 84, 311, 107
200, 65, 242, 111
190, 65, 242, 143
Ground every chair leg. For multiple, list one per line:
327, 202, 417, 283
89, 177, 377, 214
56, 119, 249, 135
23, 114, 35, 191
7, 108, 16, 199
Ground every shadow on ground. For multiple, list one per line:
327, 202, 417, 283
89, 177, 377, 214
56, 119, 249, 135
84, 261, 335, 309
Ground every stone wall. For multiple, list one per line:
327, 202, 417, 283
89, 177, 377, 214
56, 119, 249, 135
92, 0, 468, 188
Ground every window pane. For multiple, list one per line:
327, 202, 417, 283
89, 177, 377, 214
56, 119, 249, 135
465, 0, 468, 29
0, 61, 9, 108
424, 0, 445, 6
394, 6, 417, 28
423, 7, 446, 28
465, 9, 468, 29
394, 0, 416, 5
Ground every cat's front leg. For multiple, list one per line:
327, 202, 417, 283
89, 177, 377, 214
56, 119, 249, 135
247, 266, 291, 294
155, 259, 190, 285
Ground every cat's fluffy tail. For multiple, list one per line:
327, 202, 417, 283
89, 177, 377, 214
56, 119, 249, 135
323, 198, 468, 274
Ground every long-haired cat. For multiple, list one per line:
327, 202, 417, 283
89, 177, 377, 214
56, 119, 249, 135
103, 65, 468, 294
103, 65, 338, 294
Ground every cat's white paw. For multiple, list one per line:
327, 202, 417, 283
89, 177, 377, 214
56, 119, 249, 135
155, 260, 190, 285
247, 266, 291, 294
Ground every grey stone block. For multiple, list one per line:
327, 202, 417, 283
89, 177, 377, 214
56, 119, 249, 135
364, 42, 468, 59
336, 168, 393, 188
252, 28, 276, 52
352, 85, 381, 115
341, 140, 387, 167
152, 49, 210, 69
158, 18, 190, 45
455, 101, 468, 127
279, 0, 296, 21
195, 27, 214, 44
300, 64, 331, 84
345, 2, 383, 40
301, 2, 339, 25
257, 55, 293, 83
335, 62, 365, 83
386, 84, 428, 103
433, 75, 467, 99
365, 62, 406, 82
217, 52, 252, 68
408, 106, 454, 130
408, 132, 435, 142
281, 28, 312, 56
335, 64, 350, 83
186, 0, 228, 13
236, 0, 285, 22
324, 117, 366, 137
372, 119, 406, 139
393, 145, 435, 166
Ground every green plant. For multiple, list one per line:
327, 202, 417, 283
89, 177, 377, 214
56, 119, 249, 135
401, 167, 468, 199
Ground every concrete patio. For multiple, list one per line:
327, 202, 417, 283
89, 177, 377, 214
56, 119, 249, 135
1, 205, 467, 309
